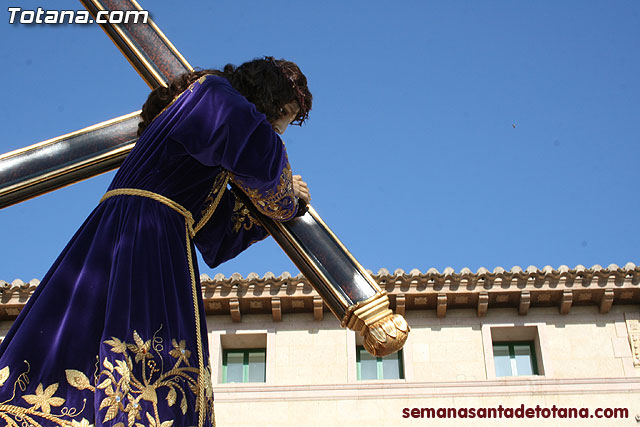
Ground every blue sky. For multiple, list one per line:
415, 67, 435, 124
1, 0, 639, 281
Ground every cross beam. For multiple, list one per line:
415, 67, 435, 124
0, 0, 189, 208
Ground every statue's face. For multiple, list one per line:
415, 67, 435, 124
271, 101, 300, 135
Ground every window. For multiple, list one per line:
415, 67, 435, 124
493, 341, 538, 377
222, 349, 266, 383
482, 324, 548, 379
217, 332, 271, 385
356, 346, 404, 380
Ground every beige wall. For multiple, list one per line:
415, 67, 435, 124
208, 314, 350, 386
207, 306, 639, 384
207, 305, 640, 426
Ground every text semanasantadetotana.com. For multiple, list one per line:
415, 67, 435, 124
7, 7, 148, 25
402, 404, 629, 420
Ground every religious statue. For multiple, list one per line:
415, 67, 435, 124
0, 2, 409, 426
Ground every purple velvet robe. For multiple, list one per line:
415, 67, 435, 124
0, 75, 297, 426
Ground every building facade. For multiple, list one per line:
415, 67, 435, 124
2, 263, 639, 426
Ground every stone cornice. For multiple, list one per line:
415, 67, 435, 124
213, 377, 640, 402
2, 263, 638, 320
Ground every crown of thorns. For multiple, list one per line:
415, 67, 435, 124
266, 56, 310, 124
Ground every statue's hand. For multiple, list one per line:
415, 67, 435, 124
293, 174, 311, 204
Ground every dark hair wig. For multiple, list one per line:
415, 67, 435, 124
137, 56, 312, 136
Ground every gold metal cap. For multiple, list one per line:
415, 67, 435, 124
342, 292, 410, 357
363, 313, 410, 357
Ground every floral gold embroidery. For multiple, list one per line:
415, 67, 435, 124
126, 331, 153, 364
231, 199, 260, 232
94, 329, 213, 426
169, 340, 191, 366
0, 328, 214, 426
65, 370, 94, 392
23, 383, 65, 414
0, 366, 9, 387
231, 160, 296, 221
0, 361, 90, 426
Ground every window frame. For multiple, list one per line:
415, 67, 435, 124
221, 348, 266, 383
355, 345, 404, 380
492, 340, 539, 377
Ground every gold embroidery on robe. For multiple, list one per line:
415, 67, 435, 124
0, 329, 214, 427
0, 361, 91, 426
231, 199, 260, 233
230, 161, 296, 221
194, 172, 230, 235
96, 329, 213, 425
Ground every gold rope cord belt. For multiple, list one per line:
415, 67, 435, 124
100, 188, 197, 237
99, 187, 215, 427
